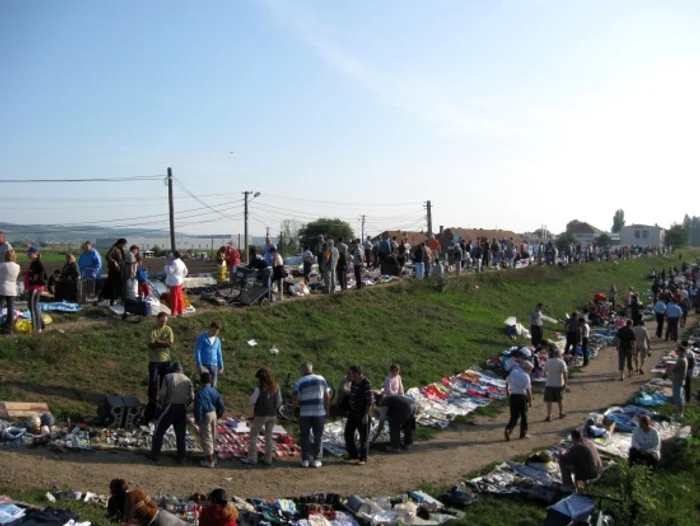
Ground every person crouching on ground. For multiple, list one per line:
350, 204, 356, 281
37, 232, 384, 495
195, 372, 225, 469
108, 478, 187, 526
504, 361, 533, 441
558, 429, 603, 492
371, 393, 419, 452
629, 415, 660, 469
245, 368, 282, 465
199, 489, 238, 526
147, 362, 193, 465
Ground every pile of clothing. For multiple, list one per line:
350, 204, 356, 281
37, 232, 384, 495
0, 420, 90, 451
468, 457, 563, 501
90, 423, 199, 453
212, 418, 300, 462
405, 369, 506, 429
0, 496, 90, 526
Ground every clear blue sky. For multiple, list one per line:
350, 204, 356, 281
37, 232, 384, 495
1, 0, 698, 239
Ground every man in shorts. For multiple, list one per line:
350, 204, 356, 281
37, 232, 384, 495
543, 348, 568, 422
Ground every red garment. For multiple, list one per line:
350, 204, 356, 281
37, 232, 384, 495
199, 504, 237, 526
225, 247, 241, 268
138, 283, 151, 298
169, 284, 184, 316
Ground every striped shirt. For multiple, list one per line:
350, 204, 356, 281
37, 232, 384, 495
159, 372, 194, 406
292, 373, 330, 417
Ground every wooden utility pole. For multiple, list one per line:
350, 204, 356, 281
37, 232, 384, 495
361, 214, 366, 240
425, 200, 433, 237
167, 167, 176, 252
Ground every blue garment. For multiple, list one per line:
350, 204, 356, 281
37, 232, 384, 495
194, 332, 224, 370
135, 265, 148, 284
263, 243, 277, 265
292, 374, 330, 417
78, 248, 102, 279
653, 301, 666, 314
666, 303, 682, 318
194, 385, 225, 423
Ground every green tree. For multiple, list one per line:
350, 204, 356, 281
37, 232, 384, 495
595, 233, 612, 247
565, 220, 583, 233
298, 218, 355, 250
612, 209, 625, 233
555, 232, 576, 252
533, 228, 553, 239
665, 223, 689, 248
276, 219, 303, 256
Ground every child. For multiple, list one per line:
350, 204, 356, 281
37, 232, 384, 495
47, 270, 61, 296
194, 372, 225, 468
135, 256, 150, 299
384, 363, 404, 396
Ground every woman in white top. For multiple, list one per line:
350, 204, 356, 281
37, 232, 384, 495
271, 247, 285, 300
164, 251, 188, 317
629, 415, 660, 468
0, 249, 21, 334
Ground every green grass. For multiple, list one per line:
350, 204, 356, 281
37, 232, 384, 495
0, 254, 685, 421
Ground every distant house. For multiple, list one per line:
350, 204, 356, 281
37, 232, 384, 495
436, 227, 523, 252
619, 224, 665, 248
372, 230, 427, 247
567, 222, 603, 245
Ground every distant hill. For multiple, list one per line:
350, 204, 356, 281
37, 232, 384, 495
0, 222, 199, 245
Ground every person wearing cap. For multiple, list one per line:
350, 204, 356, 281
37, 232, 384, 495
631, 320, 651, 374
194, 321, 224, 388
504, 361, 533, 440
530, 303, 544, 347
164, 251, 188, 317
24, 246, 47, 332
148, 362, 194, 465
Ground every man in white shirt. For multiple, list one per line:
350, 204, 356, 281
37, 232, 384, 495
578, 317, 591, 366
543, 349, 568, 421
652, 299, 666, 338
504, 361, 533, 441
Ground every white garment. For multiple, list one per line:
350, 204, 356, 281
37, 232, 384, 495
164, 258, 188, 286
506, 368, 531, 395
631, 426, 660, 455
544, 358, 568, 388
0, 262, 20, 297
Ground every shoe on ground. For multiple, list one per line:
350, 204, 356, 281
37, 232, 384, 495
520, 434, 531, 439
356, 460, 367, 466
200, 460, 215, 468
312, 460, 322, 468
504, 429, 511, 442
300, 460, 310, 468
545, 416, 552, 422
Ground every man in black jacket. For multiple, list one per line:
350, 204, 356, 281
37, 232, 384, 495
344, 365, 373, 465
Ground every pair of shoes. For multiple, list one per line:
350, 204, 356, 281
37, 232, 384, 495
385, 446, 401, 453
312, 460, 322, 468
504, 429, 511, 442
200, 460, 215, 468
300, 460, 310, 468
545, 415, 552, 422
146, 454, 159, 462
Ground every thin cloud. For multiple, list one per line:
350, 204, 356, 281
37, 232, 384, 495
262, 1, 511, 138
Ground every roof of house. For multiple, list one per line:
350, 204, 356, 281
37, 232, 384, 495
567, 222, 602, 235
372, 230, 427, 246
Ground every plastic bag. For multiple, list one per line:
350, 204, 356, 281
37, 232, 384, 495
15, 318, 32, 333
217, 264, 228, 284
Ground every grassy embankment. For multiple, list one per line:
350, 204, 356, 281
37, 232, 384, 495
0, 254, 673, 419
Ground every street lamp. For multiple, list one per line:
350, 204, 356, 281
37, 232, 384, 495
243, 191, 260, 264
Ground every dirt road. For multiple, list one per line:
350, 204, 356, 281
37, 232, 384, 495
0, 317, 690, 498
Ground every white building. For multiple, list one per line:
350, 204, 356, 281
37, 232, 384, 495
619, 224, 665, 247
567, 222, 603, 245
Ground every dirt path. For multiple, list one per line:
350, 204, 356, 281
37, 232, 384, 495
1, 316, 691, 498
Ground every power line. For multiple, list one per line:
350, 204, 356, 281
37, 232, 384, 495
0, 175, 165, 184
173, 179, 239, 220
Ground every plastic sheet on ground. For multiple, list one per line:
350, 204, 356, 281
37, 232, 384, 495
90, 423, 199, 453
38, 302, 83, 313
323, 419, 390, 457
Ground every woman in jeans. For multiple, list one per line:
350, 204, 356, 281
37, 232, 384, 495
245, 368, 282, 465
24, 246, 46, 332
0, 249, 20, 334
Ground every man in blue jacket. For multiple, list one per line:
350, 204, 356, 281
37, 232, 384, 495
78, 241, 103, 279
194, 371, 225, 468
195, 321, 224, 387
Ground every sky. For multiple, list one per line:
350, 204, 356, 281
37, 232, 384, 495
1, 0, 699, 239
